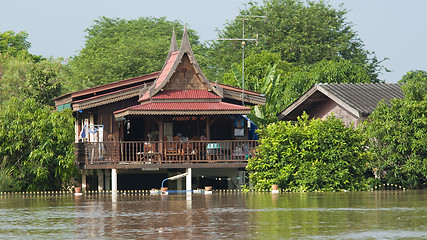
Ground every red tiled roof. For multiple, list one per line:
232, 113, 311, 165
55, 71, 159, 101
152, 90, 220, 99
73, 84, 142, 104
139, 91, 150, 102
115, 102, 250, 114
153, 51, 178, 90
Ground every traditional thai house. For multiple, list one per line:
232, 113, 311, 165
277, 83, 404, 127
55, 28, 265, 192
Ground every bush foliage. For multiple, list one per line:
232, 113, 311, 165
247, 114, 371, 191
362, 72, 427, 188
0, 98, 77, 191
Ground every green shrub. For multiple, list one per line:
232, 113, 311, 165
0, 98, 77, 191
247, 113, 371, 191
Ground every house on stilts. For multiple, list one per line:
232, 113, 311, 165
54, 28, 266, 192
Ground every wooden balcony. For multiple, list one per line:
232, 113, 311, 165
75, 140, 258, 169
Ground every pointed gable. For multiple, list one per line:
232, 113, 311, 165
143, 27, 223, 101
114, 27, 253, 118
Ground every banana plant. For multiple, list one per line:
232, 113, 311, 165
231, 63, 282, 125
254, 65, 281, 123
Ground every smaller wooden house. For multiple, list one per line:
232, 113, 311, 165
277, 83, 404, 126
55, 28, 265, 192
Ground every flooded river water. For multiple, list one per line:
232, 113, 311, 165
0, 190, 426, 239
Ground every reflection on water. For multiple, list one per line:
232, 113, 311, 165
0, 190, 426, 239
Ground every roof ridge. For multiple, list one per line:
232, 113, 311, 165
55, 71, 159, 100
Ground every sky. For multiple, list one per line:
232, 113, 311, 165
1, 0, 426, 83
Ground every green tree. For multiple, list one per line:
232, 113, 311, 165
363, 71, 427, 188
0, 98, 77, 191
221, 50, 295, 88
205, 0, 383, 82
0, 30, 43, 62
280, 59, 377, 107
0, 53, 31, 105
66, 17, 203, 91
247, 113, 370, 191
22, 59, 64, 105
0, 30, 58, 106
400, 70, 427, 101
0, 31, 31, 56
0, 56, 64, 106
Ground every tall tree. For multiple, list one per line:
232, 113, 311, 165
400, 70, 427, 101
279, 58, 376, 108
0, 30, 43, 62
204, 0, 383, 83
0, 56, 64, 106
66, 17, 203, 92
0, 30, 58, 106
0, 31, 31, 56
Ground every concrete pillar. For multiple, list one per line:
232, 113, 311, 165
89, 114, 95, 142
81, 169, 87, 192
228, 173, 235, 189
75, 119, 79, 143
177, 177, 182, 190
186, 168, 192, 193
238, 170, 246, 188
112, 169, 117, 193
98, 169, 104, 191
105, 170, 111, 191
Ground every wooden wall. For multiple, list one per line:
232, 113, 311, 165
307, 99, 361, 127
76, 97, 139, 142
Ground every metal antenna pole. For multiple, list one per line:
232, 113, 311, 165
242, 18, 245, 106
217, 15, 266, 106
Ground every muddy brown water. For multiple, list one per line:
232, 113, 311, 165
0, 190, 426, 239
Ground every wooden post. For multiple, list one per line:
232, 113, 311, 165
206, 117, 210, 140
98, 169, 104, 191
177, 177, 183, 190
81, 169, 87, 192
158, 116, 164, 140
197, 116, 200, 137
158, 116, 164, 154
105, 170, 111, 191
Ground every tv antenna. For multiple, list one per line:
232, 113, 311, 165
217, 15, 266, 106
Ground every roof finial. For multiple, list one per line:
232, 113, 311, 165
180, 24, 190, 51
169, 27, 178, 53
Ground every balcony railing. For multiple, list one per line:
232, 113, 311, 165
75, 140, 258, 168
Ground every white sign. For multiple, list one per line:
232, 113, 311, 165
234, 128, 244, 136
